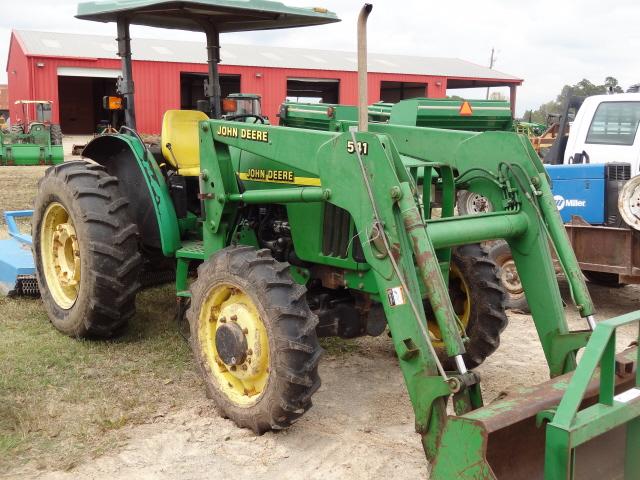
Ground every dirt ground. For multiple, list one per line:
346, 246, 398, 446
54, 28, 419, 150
1, 166, 638, 480
8, 287, 639, 480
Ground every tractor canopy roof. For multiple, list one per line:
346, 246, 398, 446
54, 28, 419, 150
76, 0, 340, 33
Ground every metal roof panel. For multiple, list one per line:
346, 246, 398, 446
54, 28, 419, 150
76, 0, 339, 32
13, 30, 522, 82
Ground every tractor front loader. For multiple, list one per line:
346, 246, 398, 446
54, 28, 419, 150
31, 1, 640, 478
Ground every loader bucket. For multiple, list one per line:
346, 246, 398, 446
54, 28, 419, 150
432, 340, 640, 479
0, 210, 38, 296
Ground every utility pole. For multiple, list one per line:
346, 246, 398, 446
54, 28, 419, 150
486, 47, 495, 100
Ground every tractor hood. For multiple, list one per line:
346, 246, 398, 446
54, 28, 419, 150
76, 0, 340, 32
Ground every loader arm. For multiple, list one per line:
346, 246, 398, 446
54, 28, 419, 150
202, 121, 594, 376
196, 119, 618, 466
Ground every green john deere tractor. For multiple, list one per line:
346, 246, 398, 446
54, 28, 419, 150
278, 97, 529, 310
32, 2, 640, 478
0, 100, 64, 166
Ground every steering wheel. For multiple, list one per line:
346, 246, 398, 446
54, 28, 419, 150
225, 114, 266, 124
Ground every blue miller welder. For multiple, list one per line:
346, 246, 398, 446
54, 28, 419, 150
545, 162, 632, 227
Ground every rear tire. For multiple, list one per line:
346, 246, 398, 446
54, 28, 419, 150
33, 160, 142, 338
50, 124, 63, 145
187, 246, 322, 434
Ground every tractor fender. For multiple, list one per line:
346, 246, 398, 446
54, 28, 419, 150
82, 134, 181, 257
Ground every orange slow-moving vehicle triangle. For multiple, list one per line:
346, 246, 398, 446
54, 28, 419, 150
459, 101, 473, 116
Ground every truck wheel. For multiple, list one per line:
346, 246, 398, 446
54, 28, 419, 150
33, 161, 142, 338
427, 244, 508, 369
188, 246, 322, 434
50, 124, 63, 145
583, 270, 627, 288
487, 241, 530, 313
456, 190, 493, 215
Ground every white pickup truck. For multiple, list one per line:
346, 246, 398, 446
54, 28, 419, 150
563, 92, 640, 171
491, 92, 640, 312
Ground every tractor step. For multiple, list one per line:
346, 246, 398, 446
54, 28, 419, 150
176, 240, 205, 260
176, 240, 205, 297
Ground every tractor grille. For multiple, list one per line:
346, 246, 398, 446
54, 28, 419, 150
15, 275, 40, 296
322, 203, 351, 258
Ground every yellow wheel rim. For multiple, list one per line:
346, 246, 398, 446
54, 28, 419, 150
428, 264, 471, 347
40, 203, 81, 309
198, 284, 270, 406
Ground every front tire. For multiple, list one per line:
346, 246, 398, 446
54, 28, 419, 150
33, 161, 142, 338
187, 246, 322, 434
428, 244, 508, 369
50, 124, 63, 145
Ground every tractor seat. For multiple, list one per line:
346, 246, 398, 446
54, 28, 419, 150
161, 110, 209, 176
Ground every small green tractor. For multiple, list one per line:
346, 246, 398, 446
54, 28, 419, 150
0, 100, 64, 166
32, 1, 640, 478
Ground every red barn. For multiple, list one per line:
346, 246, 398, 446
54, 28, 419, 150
0, 84, 8, 119
7, 30, 522, 134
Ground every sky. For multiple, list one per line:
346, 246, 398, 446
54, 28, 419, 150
1, 0, 639, 116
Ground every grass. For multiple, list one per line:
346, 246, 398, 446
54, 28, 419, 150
319, 337, 362, 356
0, 293, 363, 475
0, 285, 203, 473
0, 165, 360, 475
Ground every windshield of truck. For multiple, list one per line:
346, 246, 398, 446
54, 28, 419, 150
585, 101, 640, 146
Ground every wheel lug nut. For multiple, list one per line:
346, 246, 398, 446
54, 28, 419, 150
230, 314, 238, 321
241, 364, 248, 371
230, 365, 237, 371
242, 328, 249, 335
219, 316, 226, 323
247, 349, 253, 355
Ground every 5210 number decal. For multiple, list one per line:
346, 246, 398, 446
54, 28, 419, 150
346, 140, 369, 155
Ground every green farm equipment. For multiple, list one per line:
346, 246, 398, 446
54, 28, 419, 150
279, 97, 514, 132
0, 100, 64, 166
32, 2, 640, 478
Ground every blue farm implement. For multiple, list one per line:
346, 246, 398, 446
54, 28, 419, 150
0, 210, 38, 296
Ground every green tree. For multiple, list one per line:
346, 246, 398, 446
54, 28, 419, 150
524, 77, 624, 124
604, 76, 624, 94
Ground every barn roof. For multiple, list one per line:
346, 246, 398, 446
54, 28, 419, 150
12, 30, 522, 83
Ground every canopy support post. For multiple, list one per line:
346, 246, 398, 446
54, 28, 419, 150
204, 25, 222, 119
116, 18, 136, 130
